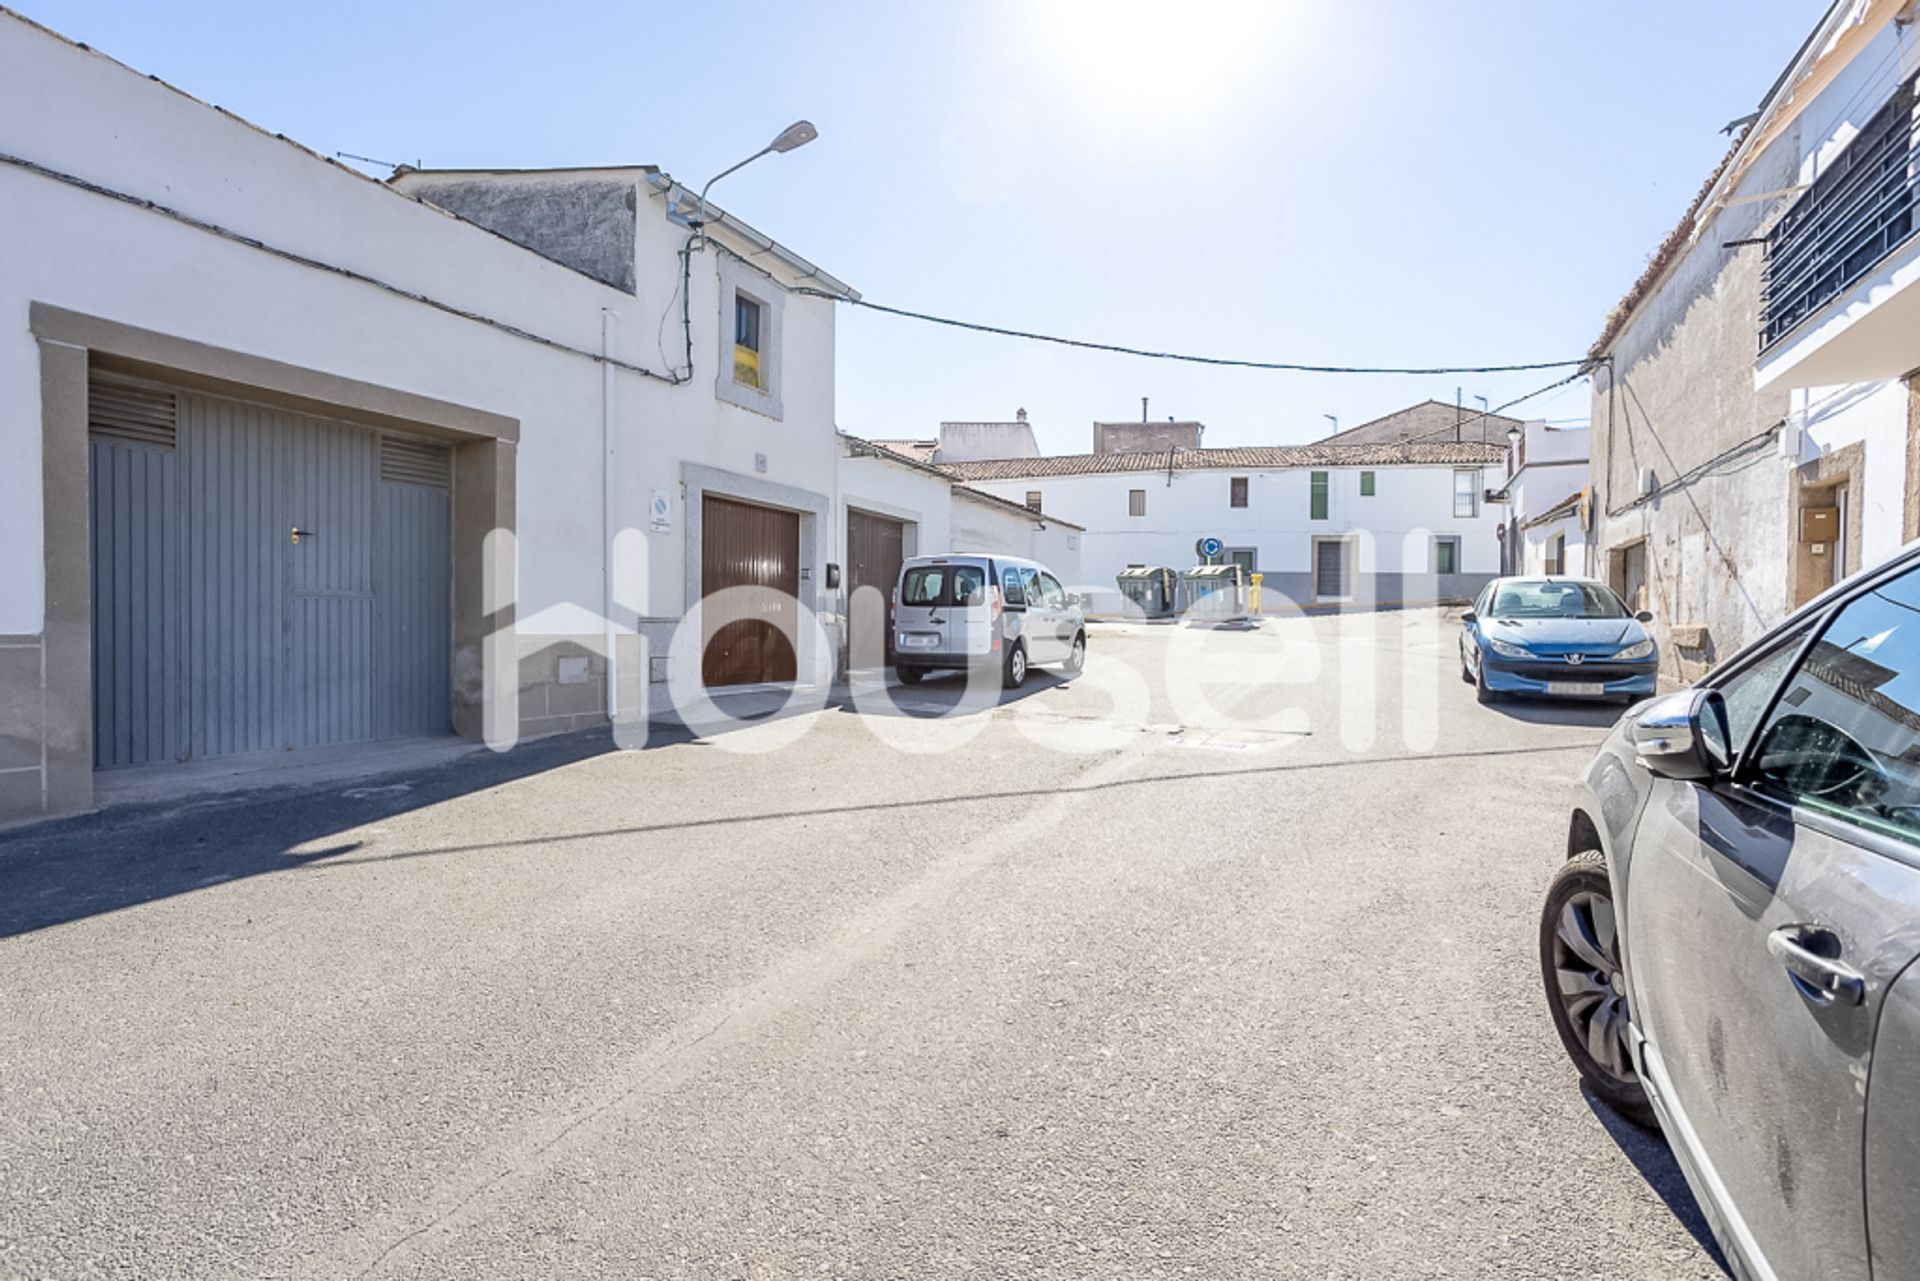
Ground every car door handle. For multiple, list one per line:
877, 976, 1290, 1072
1767, 925, 1865, 1006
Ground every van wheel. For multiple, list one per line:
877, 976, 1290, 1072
1063, 631, 1086, 676
896, 665, 924, 686
1003, 642, 1028, 690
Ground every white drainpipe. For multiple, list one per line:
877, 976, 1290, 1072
602, 307, 620, 719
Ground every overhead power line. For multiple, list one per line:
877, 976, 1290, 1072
1396, 369, 1595, 444
791, 289, 1589, 376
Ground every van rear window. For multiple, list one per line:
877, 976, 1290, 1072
902, 564, 986, 606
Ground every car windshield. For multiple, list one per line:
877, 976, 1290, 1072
1490, 580, 1630, 620
901, 564, 986, 607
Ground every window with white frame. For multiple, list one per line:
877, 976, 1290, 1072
1453, 469, 1480, 518
1434, 536, 1461, 576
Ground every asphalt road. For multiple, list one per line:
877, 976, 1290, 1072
0, 611, 1724, 1279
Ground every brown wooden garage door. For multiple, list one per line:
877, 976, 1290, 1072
701, 495, 799, 686
846, 509, 905, 665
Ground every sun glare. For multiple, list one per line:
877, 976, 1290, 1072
1025, 0, 1293, 120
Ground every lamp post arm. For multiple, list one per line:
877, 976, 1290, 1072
696, 147, 774, 220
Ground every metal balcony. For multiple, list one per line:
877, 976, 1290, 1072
1760, 74, 1918, 351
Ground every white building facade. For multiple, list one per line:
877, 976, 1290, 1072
1497, 421, 1591, 577
0, 12, 947, 824
943, 444, 1505, 610
1590, 0, 1920, 682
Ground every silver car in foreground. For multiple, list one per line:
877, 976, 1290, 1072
1541, 545, 1920, 1281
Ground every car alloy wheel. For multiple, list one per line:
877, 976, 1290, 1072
1539, 851, 1656, 1127
1064, 633, 1085, 675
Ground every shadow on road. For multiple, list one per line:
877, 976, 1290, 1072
0, 729, 632, 940
0, 728, 1601, 939
1484, 697, 1631, 730
0, 673, 1074, 940
1582, 1085, 1731, 1275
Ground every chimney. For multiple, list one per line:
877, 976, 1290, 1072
1016, 407, 1027, 423
1141, 396, 1149, 423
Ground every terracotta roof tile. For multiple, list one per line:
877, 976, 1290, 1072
935, 441, 1506, 482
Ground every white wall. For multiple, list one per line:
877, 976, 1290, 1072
1520, 514, 1587, 577
0, 13, 865, 648
836, 450, 951, 563
1797, 378, 1909, 568
1504, 422, 1589, 570
964, 464, 1502, 593
1770, 15, 1920, 579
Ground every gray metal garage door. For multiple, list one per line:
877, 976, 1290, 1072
88, 374, 452, 769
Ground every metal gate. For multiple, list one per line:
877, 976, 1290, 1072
1314, 539, 1351, 600
89, 374, 451, 768
700, 495, 799, 686
846, 509, 905, 665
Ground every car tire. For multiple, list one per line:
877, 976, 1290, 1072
1460, 646, 1476, 684
1540, 851, 1658, 1129
1475, 661, 1502, 704
1062, 631, 1086, 677
1003, 641, 1028, 690
896, 664, 924, 686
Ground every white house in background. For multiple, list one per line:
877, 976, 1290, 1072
1518, 492, 1590, 578
1495, 420, 1591, 576
939, 442, 1505, 610
0, 10, 927, 825
872, 410, 1041, 465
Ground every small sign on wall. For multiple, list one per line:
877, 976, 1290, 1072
649, 489, 671, 533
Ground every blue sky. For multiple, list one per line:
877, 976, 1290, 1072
29, 1, 1819, 451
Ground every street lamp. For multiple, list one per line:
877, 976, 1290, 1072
695, 120, 819, 223
667, 120, 820, 378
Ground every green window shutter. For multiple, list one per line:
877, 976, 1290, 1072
1309, 471, 1328, 520
1360, 471, 1375, 496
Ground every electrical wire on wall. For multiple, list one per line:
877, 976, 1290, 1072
1601, 367, 1776, 630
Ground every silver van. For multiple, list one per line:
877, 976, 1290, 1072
892, 554, 1086, 689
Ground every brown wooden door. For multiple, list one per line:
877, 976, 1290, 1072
701, 495, 800, 686
846, 509, 905, 665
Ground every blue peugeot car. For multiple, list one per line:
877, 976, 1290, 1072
1460, 576, 1658, 706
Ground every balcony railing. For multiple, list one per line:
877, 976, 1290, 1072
1760, 74, 1919, 351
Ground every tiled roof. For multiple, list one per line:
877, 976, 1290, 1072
869, 438, 937, 463
839, 433, 1085, 529
1312, 399, 1524, 448
1587, 131, 1747, 361
935, 441, 1506, 482
1523, 490, 1585, 529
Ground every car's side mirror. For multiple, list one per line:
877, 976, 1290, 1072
1631, 689, 1731, 781
1460, 611, 1478, 626
1635, 610, 1653, 623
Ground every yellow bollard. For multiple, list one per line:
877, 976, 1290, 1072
1249, 571, 1263, 615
